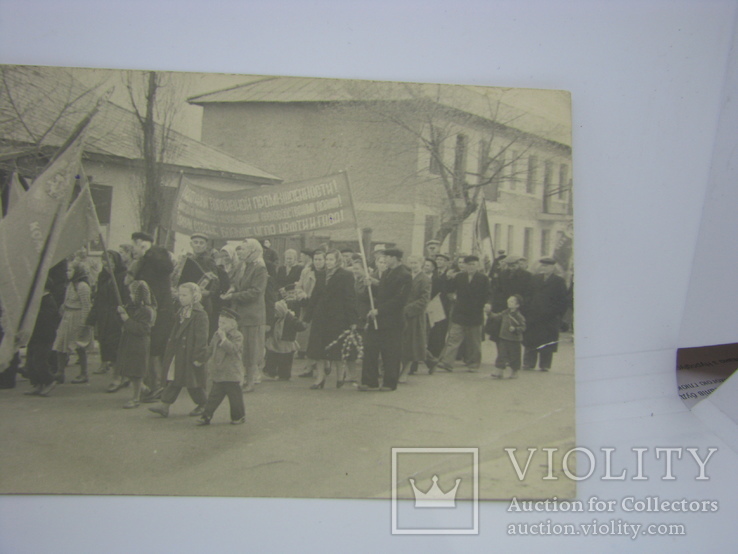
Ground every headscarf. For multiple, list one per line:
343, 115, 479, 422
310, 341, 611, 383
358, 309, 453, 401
240, 238, 265, 266
272, 299, 289, 343
68, 261, 89, 285
220, 244, 237, 264
219, 243, 240, 280
129, 279, 154, 307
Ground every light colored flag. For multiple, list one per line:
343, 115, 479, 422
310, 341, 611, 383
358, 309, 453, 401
473, 197, 495, 270
0, 114, 94, 369
426, 294, 447, 327
51, 182, 101, 266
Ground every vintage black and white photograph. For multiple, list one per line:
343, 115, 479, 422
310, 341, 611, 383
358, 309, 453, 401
0, 65, 574, 499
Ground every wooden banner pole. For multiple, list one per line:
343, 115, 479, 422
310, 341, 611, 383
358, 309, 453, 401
342, 171, 378, 330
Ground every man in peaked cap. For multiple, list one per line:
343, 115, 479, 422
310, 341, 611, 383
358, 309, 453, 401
425, 239, 441, 258
131, 231, 174, 401
521, 257, 568, 372
177, 232, 221, 339
436, 255, 491, 373
360, 248, 411, 391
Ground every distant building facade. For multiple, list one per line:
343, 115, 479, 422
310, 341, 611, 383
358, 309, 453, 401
190, 77, 573, 262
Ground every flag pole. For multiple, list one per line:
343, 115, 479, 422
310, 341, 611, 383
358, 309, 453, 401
342, 171, 378, 330
80, 167, 123, 306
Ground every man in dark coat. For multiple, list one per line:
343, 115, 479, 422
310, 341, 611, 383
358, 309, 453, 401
131, 231, 174, 399
507, 256, 533, 302
437, 255, 491, 372
359, 248, 411, 391
522, 257, 569, 371
177, 233, 221, 338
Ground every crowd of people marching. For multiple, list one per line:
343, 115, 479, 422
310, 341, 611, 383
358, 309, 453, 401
0, 232, 573, 426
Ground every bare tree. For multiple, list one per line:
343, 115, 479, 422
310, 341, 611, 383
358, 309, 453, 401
336, 83, 543, 252
0, 66, 101, 177
125, 70, 182, 238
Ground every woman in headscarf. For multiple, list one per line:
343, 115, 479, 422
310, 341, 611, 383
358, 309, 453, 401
221, 238, 268, 393
148, 282, 209, 417
305, 249, 358, 388
87, 250, 129, 377
52, 261, 92, 384
218, 244, 240, 282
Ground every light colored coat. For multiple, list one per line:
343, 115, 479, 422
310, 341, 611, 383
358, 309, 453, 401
207, 328, 244, 383
402, 271, 431, 362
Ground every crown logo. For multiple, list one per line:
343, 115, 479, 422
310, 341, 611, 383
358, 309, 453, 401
409, 475, 461, 508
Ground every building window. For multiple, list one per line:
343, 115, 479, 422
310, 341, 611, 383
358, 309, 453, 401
523, 227, 533, 259
90, 184, 113, 225
543, 160, 554, 213
494, 223, 502, 252
541, 229, 550, 256
87, 183, 113, 252
483, 145, 504, 202
559, 163, 569, 200
429, 125, 444, 175
526, 155, 538, 194
507, 225, 514, 254
425, 214, 439, 246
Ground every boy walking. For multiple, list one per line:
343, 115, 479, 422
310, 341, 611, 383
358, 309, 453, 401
489, 295, 526, 379
197, 308, 246, 425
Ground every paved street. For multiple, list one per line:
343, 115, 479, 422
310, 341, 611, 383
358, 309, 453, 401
0, 335, 575, 500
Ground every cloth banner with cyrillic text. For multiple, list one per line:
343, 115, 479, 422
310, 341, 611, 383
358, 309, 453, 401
172, 172, 356, 239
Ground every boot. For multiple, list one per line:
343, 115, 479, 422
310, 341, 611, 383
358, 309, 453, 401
54, 352, 68, 384
71, 347, 88, 383
148, 403, 170, 417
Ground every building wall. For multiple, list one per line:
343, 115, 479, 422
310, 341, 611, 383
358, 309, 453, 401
199, 102, 443, 255
199, 101, 572, 261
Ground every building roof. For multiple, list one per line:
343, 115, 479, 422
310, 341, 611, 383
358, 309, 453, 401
189, 76, 571, 147
0, 67, 282, 184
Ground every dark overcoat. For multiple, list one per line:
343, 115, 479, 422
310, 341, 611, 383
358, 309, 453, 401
373, 264, 412, 331
117, 304, 155, 379
522, 273, 568, 352
276, 264, 304, 289
87, 268, 129, 362
161, 303, 210, 389
134, 246, 174, 356
306, 267, 358, 360
402, 272, 431, 362
446, 271, 491, 327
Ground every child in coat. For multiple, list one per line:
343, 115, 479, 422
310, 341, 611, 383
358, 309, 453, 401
116, 280, 156, 408
264, 300, 307, 381
489, 294, 527, 379
196, 308, 245, 425
148, 282, 209, 418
